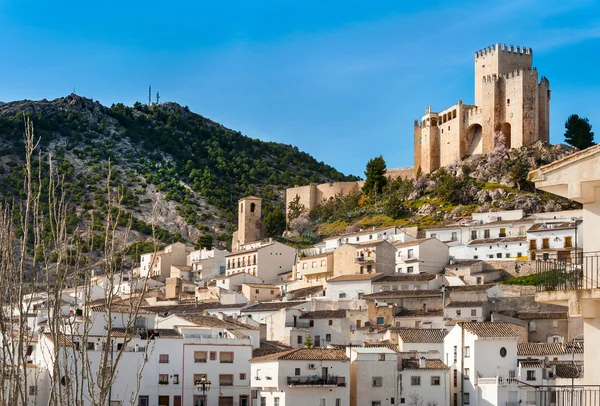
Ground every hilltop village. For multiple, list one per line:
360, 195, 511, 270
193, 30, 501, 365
6, 44, 600, 406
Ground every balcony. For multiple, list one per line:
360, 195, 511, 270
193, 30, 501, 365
284, 321, 311, 328
535, 252, 600, 292
478, 376, 519, 386
534, 385, 600, 406
287, 376, 346, 387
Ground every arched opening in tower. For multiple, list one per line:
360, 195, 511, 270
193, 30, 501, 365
250, 202, 256, 213
500, 122, 512, 149
465, 124, 483, 156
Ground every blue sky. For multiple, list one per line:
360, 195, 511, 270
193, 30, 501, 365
0, 0, 599, 177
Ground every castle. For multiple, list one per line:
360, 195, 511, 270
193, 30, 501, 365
414, 43, 551, 175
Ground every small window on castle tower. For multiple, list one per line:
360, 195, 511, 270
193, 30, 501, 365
250, 203, 256, 212
507, 99, 510, 105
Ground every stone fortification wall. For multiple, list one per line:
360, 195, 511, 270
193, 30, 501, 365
286, 167, 413, 215
481, 260, 536, 277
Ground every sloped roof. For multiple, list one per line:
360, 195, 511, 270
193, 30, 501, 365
90, 304, 154, 314
551, 361, 583, 379
326, 273, 384, 283
393, 238, 432, 248
401, 358, 449, 370
250, 348, 349, 362
299, 310, 346, 319
519, 360, 543, 368
177, 315, 258, 330
43, 333, 74, 347
394, 308, 443, 318
286, 285, 324, 299
241, 301, 308, 312
374, 274, 436, 283
518, 343, 570, 356
394, 328, 447, 343
445, 301, 486, 308
447, 284, 497, 292
516, 312, 568, 320
468, 236, 527, 245
528, 222, 577, 232
362, 289, 442, 299
460, 322, 519, 338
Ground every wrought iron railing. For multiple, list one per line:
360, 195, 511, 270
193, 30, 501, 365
534, 385, 600, 405
536, 252, 600, 292
287, 375, 346, 387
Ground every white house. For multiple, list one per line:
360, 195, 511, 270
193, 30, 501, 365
188, 247, 228, 284
250, 348, 350, 406
393, 328, 447, 357
393, 237, 449, 274
527, 221, 583, 261
466, 236, 528, 260
398, 357, 450, 406
326, 273, 383, 300
347, 347, 398, 406
443, 322, 519, 406
225, 241, 297, 283
443, 301, 489, 322
371, 274, 440, 293
322, 226, 414, 252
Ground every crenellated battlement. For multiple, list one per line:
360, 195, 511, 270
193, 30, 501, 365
502, 67, 538, 80
475, 42, 533, 58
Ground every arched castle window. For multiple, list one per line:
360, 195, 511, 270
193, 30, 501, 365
250, 203, 256, 212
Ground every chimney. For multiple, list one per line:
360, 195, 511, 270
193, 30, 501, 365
419, 356, 426, 369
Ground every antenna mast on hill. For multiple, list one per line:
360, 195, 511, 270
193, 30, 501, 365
156, 91, 160, 105
148, 85, 152, 106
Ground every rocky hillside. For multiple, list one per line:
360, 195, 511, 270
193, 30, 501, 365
303, 141, 581, 239
0, 94, 358, 251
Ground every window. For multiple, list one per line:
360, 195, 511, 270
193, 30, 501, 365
173, 374, 179, 384
542, 238, 550, 249
260, 397, 266, 406
373, 377, 383, 387
431, 376, 440, 386
295, 368, 301, 376
255, 289, 259, 294
407, 266, 414, 273
431, 233, 436, 238
372, 402, 382, 406
158, 374, 169, 384
517, 252, 522, 258
326, 334, 331, 342
464, 346, 470, 358
407, 249, 414, 258
297, 335, 303, 344
194, 351, 207, 363
529, 321, 537, 332
239, 373, 246, 380
274, 398, 280, 406
505, 253, 510, 258
451, 232, 458, 241
309, 320, 314, 327
219, 374, 234, 386
453, 346, 457, 363
411, 376, 421, 386
484, 229, 490, 238
220, 352, 234, 363
320, 400, 326, 406
336, 400, 342, 406
496, 253, 502, 258
159, 354, 169, 363
453, 369, 457, 387
499, 228, 506, 237
464, 368, 470, 379
377, 317, 385, 325
471, 309, 477, 317
527, 370, 536, 381
339, 292, 346, 298
464, 393, 470, 404
250, 202, 256, 212
138, 396, 149, 406
471, 230, 477, 239
378, 353, 386, 361
314, 335, 321, 346
456, 310, 461, 316
239, 396, 249, 406
565, 236, 573, 248
500, 347, 507, 357
529, 239, 537, 250
29, 386, 36, 396
270, 290, 274, 294
329, 320, 333, 325
210, 351, 217, 360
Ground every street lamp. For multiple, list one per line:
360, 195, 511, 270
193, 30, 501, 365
195, 377, 211, 406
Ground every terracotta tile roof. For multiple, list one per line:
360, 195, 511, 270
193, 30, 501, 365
393, 238, 432, 248
401, 358, 449, 370
550, 361, 583, 379
299, 310, 346, 319
110, 328, 139, 338
152, 329, 183, 338
519, 360, 544, 368
142, 302, 246, 315
43, 333, 74, 347
516, 312, 568, 320
226, 242, 274, 257
243, 283, 280, 289
460, 322, 519, 338
393, 328, 448, 343
240, 301, 308, 312
171, 265, 193, 271
348, 239, 388, 247
332, 226, 400, 239
286, 285, 324, 299
250, 348, 349, 362
445, 301, 486, 308
362, 289, 442, 299
448, 260, 482, 266
374, 274, 436, 283
518, 343, 570, 356
326, 273, 384, 282
468, 236, 527, 246
528, 222, 577, 233
90, 304, 154, 314
447, 284, 497, 292
394, 309, 443, 318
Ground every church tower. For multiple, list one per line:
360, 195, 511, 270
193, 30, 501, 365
237, 196, 262, 247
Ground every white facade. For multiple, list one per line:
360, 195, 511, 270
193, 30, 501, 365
394, 237, 449, 274
347, 347, 398, 406
465, 237, 528, 260
398, 357, 449, 406
322, 226, 413, 253
326, 275, 381, 300
225, 241, 297, 283
188, 247, 228, 284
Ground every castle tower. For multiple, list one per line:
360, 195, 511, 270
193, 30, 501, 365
237, 196, 262, 246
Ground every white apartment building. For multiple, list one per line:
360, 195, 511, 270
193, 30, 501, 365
527, 221, 583, 261
225, 241, 297, 283
347, 347, 398, 406
393, 237, 449, 274
325, 273, 383, 300
250, 348, 350, 406
298, 310, 351, 347
393, 328, 447, 356
465, 236, 528, 260
188, 247, 228, 284
443, 301, 489, 323
398, 357, 450, 406
371, 274, 440, 293
139, 242, 195, 281
443, 322, 519, 406
321, 226, 414, 253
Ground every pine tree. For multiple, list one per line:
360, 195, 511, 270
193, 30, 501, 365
304, 334, 314, 348
564, 114, 595, 150
363, 155, 387, 195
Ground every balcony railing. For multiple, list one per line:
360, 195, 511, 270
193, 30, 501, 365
478, 376, 519, 386
534, 385, 600, 406
284, 321, 311, 328
287, 376, 346, 387
536, 252, 600, 292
